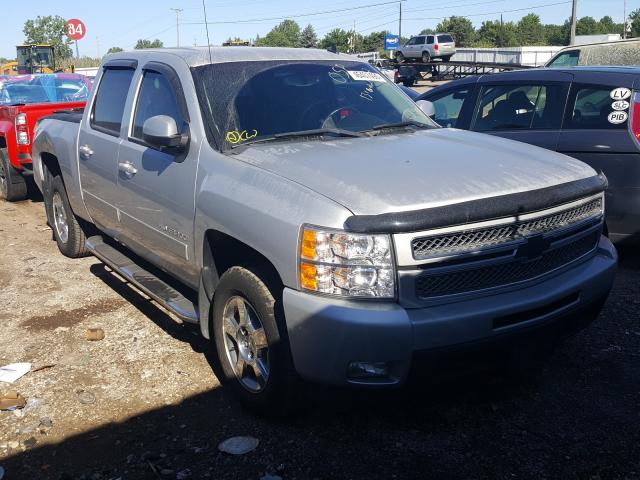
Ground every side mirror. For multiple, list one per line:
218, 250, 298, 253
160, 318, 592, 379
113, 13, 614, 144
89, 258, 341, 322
142, 115, 188, 151
416, 100, 435, 117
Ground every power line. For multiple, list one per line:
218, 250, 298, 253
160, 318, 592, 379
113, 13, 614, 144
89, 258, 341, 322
406, 0, 572, 21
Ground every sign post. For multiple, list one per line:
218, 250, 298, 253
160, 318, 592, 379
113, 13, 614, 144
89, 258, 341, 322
66, 19, 86, 58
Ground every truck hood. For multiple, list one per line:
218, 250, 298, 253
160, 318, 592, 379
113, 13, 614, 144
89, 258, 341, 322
232, 128, 598, 216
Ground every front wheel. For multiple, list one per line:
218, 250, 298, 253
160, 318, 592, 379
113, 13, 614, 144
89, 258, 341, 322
212, 266, 299, 415
395, 52, 405, 63
47, 175, 90, 258
0, 149, 27, 202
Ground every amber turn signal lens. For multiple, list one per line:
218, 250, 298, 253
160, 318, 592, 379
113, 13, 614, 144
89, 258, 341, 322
300, 262, 318, 290
301, 229, 317, 260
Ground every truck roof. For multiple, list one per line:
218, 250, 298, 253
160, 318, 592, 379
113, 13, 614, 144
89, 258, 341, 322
104, 46, 360, 68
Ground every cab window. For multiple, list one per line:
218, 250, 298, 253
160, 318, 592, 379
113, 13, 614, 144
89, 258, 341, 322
131, 70, 184, 141
473, 84, 563, 131
91, 67, 135, 136
547, 50, 579, 68
428, 88, 469, 128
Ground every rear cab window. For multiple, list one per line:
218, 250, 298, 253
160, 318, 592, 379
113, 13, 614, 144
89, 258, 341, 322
437, 35, 454, 44
91, 68, 135, 136
472, 84, 564, 131
564, 84, 630, 130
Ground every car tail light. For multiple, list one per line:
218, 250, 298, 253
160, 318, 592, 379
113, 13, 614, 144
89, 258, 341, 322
434, 44, 439, 50
15, 113, 29, 145
631, 92, 640, 147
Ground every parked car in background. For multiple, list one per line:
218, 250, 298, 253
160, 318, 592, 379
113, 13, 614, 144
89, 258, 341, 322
417, 66, 640, 243
32, 47, 616, 414
395, 65, 420, 87
546, 38, 640, 68
0, 73, 90, 200
396, 33, 456, 63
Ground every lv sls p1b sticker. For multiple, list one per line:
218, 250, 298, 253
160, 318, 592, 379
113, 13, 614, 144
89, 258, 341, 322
610, 87, 631, 100
608, 111, 628, 124
611, 100, 630, 111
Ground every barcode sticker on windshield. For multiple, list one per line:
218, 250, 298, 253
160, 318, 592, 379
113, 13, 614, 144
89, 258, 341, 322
347, 71, 386, 82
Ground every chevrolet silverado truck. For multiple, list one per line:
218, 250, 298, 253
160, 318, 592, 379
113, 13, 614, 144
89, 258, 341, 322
0, 73, 90, 200
32, 47, 617, 413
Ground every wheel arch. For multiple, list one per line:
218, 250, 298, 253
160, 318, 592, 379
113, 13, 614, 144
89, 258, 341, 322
199, 229, 285, 340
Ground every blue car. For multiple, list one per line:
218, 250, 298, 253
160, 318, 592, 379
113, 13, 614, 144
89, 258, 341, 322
417, 66, 640, 243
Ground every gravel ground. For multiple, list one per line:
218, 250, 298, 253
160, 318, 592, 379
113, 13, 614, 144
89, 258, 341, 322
0, 192, 639, 480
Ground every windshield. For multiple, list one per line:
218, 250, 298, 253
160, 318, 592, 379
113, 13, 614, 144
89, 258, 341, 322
192, 60, 435, 150
0, 74, 90, 105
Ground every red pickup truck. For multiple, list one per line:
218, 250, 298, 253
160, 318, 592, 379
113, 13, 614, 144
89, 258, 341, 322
0, 73, 91, 201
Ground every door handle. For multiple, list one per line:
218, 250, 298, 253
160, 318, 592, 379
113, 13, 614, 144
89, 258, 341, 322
79, 145, 94, 159
118, 161, 138, 178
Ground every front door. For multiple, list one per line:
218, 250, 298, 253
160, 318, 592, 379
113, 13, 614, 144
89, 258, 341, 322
78, 65, 136, 233
114, 64, 199, 282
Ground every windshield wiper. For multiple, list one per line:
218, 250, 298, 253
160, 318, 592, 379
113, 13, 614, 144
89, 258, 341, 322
229, 128, 364, 151
368, 120, 432, 132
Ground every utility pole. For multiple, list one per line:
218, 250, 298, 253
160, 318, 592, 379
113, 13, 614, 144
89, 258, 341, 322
171, 8, 183, 47
623, 0, 627, 39
570, 0, 577, 45
398, 0, 404, 40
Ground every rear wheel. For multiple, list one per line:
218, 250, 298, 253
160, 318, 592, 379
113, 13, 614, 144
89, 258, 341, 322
421, 51, 431, 63
47, 175, 90, 258
0, 149, 28, 202
442, 55, 453, 62
213, 266, 299, 416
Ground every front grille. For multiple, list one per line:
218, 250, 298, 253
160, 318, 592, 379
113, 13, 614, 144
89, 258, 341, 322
415, 231, 599, 299
411, 197, 602, 259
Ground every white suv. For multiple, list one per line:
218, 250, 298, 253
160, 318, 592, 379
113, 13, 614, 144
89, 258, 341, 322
396, 33, 456, 63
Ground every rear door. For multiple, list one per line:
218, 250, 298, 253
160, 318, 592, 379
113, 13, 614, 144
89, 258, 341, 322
558, 73, 640, 238
114, 61, 199, 281
78, 61, 137, 233
470, 72, 572, 150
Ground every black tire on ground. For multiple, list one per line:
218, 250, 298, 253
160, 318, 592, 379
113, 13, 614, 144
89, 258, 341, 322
47, 175, 90, 258
395, 52, 405, 63
421, 51, 431, 63
442, 55, 453, 62
403, 80, 414, 87
212, 266, 299, 416
0, 148, 28, 202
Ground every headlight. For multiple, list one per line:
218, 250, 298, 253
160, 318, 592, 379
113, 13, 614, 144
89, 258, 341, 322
299, 225, 395, 299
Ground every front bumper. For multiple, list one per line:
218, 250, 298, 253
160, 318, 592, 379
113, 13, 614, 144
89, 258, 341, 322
283, 236, 617, 386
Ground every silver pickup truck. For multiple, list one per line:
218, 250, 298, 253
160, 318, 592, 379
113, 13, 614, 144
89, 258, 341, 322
32, 47, 617, 414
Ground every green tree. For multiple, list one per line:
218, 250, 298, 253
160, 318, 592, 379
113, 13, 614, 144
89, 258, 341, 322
544, 22, 569, 45
107, 47, 124, 54
23, 15, 73, 60
300, 24, 318, 48
135, 39, 163, 49
598, 16, 619, 34
360, 31, 387, 52
476, 20, 518, 47
629, 8, 640, 38
320, 28, 351, 52
576, 16, 601, 35
436, 16, 476, 47
516, 13, 544, 45
419, 28, 435, 35
256, 19, 301, 47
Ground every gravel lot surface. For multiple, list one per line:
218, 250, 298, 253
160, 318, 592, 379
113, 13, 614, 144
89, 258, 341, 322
0, 192, 638, 480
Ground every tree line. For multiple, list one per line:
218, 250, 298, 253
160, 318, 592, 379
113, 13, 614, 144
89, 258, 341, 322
5, 10, 639, 66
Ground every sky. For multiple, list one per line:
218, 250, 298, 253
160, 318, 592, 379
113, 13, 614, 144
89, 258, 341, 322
0, 0, 638, 59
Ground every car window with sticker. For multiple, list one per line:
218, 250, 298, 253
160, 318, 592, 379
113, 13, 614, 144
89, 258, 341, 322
192, 60, 435, 150
564, 84, 629, 130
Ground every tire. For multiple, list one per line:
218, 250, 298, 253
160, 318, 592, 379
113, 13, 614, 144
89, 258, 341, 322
442, 55, 452, 62
212, 266, 299, 416
403, 80, 414, 87
0, 148, 28, 202
421, 51, 431, 63
395, 52, 405, 63
47, 175, 90, 258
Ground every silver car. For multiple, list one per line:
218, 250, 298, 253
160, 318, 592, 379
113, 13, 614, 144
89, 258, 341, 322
396, 33, 456, 63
